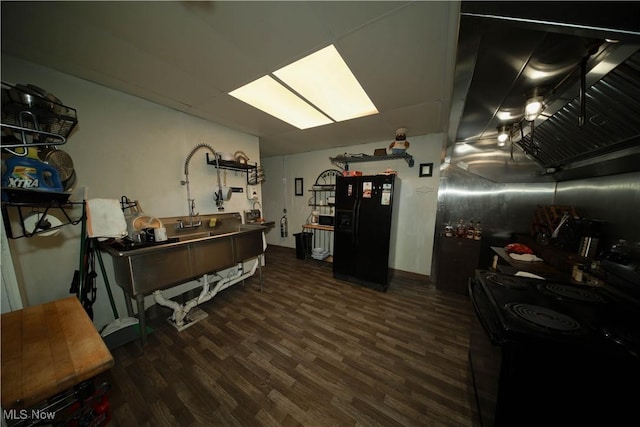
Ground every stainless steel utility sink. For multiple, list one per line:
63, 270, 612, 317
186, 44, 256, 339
99, 213, 265, 298
98, 212, 266, 346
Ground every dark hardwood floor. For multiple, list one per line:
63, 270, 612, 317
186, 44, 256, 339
99, 245, 476, 426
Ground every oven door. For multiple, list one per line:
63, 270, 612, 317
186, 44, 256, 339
469, 274, 640, 427
468, 277, 505, 427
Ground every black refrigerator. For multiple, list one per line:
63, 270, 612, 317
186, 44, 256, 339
333, 174, 400, 291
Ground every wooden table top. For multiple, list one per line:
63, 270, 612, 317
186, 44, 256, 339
1, 296, 114, 409
302, 223, 334, 232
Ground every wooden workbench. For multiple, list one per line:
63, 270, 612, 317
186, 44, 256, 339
1, 296, 114, 409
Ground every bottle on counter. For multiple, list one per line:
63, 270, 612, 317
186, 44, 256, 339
474, 221, 482, 240
444, 221, 454, 238
466, 221, 475, 239
572, 264, 584, 282
456, 219, 466, 238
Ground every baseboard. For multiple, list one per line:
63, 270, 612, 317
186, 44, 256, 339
266, 244, 295, 253
391, 268, 430, 283
267, 245, 430, 283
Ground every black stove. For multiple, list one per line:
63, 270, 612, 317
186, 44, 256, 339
468, 270, 640, 427
537, 282, 609, 303
503, 302, 583, 333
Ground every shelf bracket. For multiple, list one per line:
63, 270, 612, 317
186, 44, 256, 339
1, 201, 85, 239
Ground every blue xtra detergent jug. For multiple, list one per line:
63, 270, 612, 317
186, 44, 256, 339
2, 156, 63, 193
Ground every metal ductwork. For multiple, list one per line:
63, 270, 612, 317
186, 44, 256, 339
518, 50, 640, 181
449, 2, 640, 183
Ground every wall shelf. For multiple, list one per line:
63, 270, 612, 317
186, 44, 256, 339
1, 81, 78, 150
1, 197, 84, 239
302, 169, 341, 261
206, 152, 259, 185
330, 152, 414, 169
308, 185, 335, 209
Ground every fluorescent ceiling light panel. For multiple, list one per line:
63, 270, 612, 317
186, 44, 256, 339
274, 45, 378, 122
229, 45, 378, 129
229, 75, 332, 129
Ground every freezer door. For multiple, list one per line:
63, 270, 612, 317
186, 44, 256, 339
334, 176, 359, 211
333, 176, 358, 278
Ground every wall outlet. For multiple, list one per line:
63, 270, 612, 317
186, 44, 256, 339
247, 185, 258, 200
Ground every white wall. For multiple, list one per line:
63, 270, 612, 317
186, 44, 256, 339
2, 54, 444, 329
2, 55, 262, 329
1, 209, 23, 313
261, 134, 443, 276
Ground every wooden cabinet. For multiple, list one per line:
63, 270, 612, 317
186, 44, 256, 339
436, 237, 481, 296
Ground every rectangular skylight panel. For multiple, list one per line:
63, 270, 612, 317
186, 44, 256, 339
229, 75, 333, 129
273, 45, 378, 122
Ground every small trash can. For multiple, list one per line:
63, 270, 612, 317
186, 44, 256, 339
294, 232, 313, 259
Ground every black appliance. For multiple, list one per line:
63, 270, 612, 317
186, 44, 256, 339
600, 241, 640, 301
468, 271, 640, 427
332, 174, 399, 291
318, 214, 334, 226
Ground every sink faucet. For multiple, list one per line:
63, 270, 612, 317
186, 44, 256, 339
180, 143, 218, 228
176, 217, 202, 230
176, 199, 203, 229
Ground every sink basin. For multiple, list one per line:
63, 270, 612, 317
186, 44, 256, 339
174, 224, 265, 241
175, 231, 211, 242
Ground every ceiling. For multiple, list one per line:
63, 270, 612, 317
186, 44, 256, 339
2, 1, 640, 176
1, 1, 460, 159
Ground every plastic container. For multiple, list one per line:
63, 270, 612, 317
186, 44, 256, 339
294, 232, 313, 259
2, 156, 63, 194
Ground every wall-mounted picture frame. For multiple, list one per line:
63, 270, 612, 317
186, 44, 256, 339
295, 177, 304, 196
419, 163, 433, 177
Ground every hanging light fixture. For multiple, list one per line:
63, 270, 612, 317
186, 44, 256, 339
525, 96, 544, 121
497, 124, 510, 146
524, 88, 545, 121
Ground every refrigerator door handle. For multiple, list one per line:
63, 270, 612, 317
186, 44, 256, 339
353, 199, 361, 245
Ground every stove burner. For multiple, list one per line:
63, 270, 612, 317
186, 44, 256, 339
505, 303, 582, 333
486, 274, 527, 289
539, 283, 608, 304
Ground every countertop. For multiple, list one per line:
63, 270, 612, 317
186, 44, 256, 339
1, 297, 114, 409
250, 220, 275, 228
491, 246, 569, 281
100, 222, 270, 256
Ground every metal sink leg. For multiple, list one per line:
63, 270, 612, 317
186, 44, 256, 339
135, 294, 147, 347
258, 254, 263, 292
